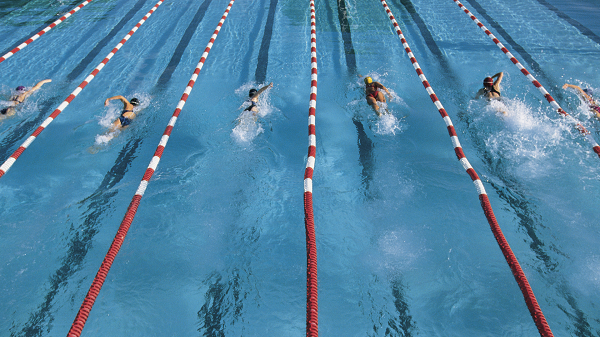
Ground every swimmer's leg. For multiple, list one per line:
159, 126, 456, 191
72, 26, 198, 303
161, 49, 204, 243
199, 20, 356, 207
376, 92, 389, 115
367, 97, 382, 117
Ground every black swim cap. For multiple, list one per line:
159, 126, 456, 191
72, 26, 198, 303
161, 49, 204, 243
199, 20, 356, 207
249, 89, 257, 97
1, 107, 8, 115
130, 97, 140, 106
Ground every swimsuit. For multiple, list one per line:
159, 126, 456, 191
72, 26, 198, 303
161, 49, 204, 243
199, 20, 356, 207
366, 83, 380, 99
244, 100, 257, 112
119, 109, 133, 127
483, 86, 501, 98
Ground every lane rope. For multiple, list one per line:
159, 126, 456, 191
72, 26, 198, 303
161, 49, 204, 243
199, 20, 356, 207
0, 1, 163, 180
304, 2, 319, 336
66, 1, 236, 336
378, 1, 555, 336
452, 0, 600, 158
0, 0, 93, 64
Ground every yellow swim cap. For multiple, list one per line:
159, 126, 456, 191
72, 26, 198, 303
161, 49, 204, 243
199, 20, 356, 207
364, 77, 373, 84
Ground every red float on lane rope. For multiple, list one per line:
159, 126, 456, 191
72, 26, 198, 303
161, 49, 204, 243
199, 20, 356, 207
0, 1, 163, 180
304, 1, 319, 336
378, 1, 554, 336
0, 0, 93, 64
452, 0, 600, 159
66, 2, 236, 336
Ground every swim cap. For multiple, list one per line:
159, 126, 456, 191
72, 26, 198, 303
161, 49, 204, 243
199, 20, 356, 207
249, 88, 257, 97
130, 97, 140, 106
483, 77, 494, 86
364, 77, 373, 84
16, 86, 25, 91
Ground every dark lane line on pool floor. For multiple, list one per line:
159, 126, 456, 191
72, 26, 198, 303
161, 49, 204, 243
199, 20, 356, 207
254, 0, 278, 84
239, 0, 267, 84
534, 0, 600, 46
0, 0, 83, 56
14, 139, 143, 337
156, 0, 213, 87
337, 0, 357, 74
66, 0, 147, 82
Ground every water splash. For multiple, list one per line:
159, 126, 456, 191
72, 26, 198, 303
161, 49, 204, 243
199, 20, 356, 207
374, 110, 403, 135
231, 111, 264, 144
231, 83, 274, 144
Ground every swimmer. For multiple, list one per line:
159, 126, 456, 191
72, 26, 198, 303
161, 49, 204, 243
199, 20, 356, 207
242, 82, 273, 117
562, 83, 600, 119
104, 95, 140, 132
363, 76, 391, 117
476, 72, 503, 100
1, 79, 51, 119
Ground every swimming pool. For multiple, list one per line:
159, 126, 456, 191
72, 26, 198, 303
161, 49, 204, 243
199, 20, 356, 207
1, 0, 599, 335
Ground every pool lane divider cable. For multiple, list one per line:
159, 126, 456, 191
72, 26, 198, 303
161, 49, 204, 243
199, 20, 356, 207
0, 1, 163, 180
0, 0, 93, 64
304, 2, 319, 336
377, 1, 555, 336
451, 0, 600, 159
66, 1, 236, 336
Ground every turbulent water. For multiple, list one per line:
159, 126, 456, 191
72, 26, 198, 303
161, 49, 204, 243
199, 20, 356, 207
1, 0, 599, 336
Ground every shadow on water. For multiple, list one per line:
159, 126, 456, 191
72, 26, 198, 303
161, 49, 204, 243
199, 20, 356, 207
197, 271, 245, 337
385, 278, 416, 337
353, 117, 376, 199
13, 139, 142, 337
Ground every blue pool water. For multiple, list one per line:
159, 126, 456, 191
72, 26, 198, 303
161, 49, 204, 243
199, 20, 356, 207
1, 0, 599, 336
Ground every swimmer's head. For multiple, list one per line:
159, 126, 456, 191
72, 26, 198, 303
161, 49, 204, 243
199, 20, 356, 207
483, 77, 494, 87
130, 97, 140, 106
249, 88, 257, 97
15, 86, 26, 92
364, 77, 373, 84
1, 107, 8, 115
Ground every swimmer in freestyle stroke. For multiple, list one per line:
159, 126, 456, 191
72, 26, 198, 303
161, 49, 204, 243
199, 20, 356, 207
363, 76, 391, 117
242, 82, 273, 117
562, 83, 600, 119
476, 72, 503, 100
1, 79, 52, 119
476, 72, 507, 115
104, 95, 140, 132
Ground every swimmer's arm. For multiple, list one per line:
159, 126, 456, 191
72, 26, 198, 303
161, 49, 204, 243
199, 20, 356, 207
19, 79, 51, 100
251, 82, 273, 100
30, 79, 51, 92
375, 82, 390, 94
104, 95, 129, 106
492, 72, 503, 84
562, 84, 592, 101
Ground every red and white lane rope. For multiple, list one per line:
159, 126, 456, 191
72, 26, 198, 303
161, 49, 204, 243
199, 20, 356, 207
378, 1, 554, 336
304, 1, 318, 336
452, 0, 600, 158
66, 2, 235, 336
0, 1, 163, 180
0, 0, 93, 64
